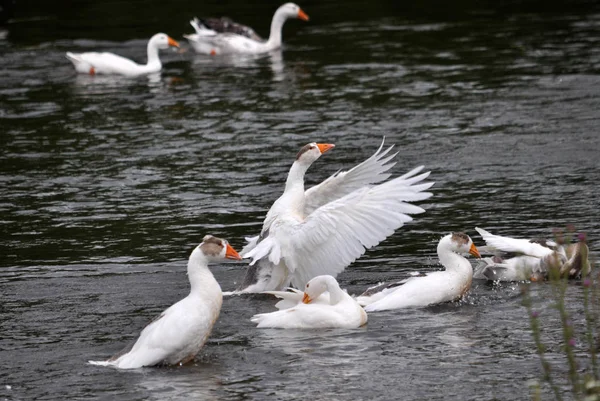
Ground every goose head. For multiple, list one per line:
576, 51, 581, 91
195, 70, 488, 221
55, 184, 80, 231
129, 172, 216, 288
276, 3, 310, 21
302, 275, 337, 304
445, 232, 481, 258
295, 142, 335, 166
149, 33, 180, 50
560, 234, 590, 278
193, 235, 242, 262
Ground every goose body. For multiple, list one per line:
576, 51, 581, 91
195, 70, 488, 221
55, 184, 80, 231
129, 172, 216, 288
358, 233, 480, 312
88, 236, 241, 369
474, 255, 547, 281
251, 275, 367, 329
473, 227, 589, 281
238, 139, 434, 293
66, 33, 179, 76
185, 3, 309, 55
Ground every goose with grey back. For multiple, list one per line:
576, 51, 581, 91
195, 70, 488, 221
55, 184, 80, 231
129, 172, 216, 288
473, 227, 589, 281
185, 3, 309, 55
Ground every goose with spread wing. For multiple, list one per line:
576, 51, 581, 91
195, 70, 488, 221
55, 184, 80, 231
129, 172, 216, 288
66, 33, 179, 76
185, 3, 309, 55
237, 139, 434, 293
89, 236, 241, 369
473, 227, 589, 281
357, 233, 481, 311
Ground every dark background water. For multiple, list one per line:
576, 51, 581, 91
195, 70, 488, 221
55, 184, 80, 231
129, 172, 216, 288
1, 0, 600, 399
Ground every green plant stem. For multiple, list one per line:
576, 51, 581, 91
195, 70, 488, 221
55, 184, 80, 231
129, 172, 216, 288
549, 267, 581, 399
583, 274, 598, 379
523, 284, 564, 401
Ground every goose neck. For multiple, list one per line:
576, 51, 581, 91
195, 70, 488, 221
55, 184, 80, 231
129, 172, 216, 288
265, 10, 287, 49
284, 160, 308, 193
187, 253, 221, 299
437, 240, 471, 275
325, 278, 345, 305
146, 40, 162, 68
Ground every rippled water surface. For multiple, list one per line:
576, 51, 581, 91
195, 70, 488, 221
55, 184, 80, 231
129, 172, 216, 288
1, 0, 600, 399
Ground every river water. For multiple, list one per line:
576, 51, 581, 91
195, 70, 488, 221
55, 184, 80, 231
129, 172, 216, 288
1, 0, 600, 399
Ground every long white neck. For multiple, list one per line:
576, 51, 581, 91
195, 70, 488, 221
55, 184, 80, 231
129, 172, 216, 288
280, 160, 309, 215
144, 40, 162, 71
187, 252, 222, 301
284, 160, 309, 192
437, 238, 472, 277
323, 277, 346, 305
265, 9, 289, 50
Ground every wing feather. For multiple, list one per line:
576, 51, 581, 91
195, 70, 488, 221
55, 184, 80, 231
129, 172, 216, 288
475, 227, 554, 258
199, 17, 263, 41
249, 172, 434, 288
304, 138, 398, 214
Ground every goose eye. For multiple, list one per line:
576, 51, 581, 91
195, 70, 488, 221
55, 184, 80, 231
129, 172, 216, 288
306, 283, 310, 288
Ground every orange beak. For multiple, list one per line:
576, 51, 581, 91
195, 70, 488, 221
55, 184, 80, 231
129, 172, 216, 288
469, 243, 481, 259
302, 293, 312, 304
225, 244, 242, 260
168, 37, 180, 48
297, 9, 309, 21
316, 143, 335, 154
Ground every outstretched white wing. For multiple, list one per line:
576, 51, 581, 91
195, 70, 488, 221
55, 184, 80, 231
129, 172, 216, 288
475, 227, 554, 258
244, 170, 434, 288
304, 138, 398, 214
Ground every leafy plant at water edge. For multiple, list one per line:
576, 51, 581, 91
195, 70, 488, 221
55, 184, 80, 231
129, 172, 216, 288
523, 229, 599, 401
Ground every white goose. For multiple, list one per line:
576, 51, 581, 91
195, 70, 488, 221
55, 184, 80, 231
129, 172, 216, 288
66, 33, 179, 76
89, 235, 241, 369
184, 3, 309, 55
251, 275, 367, 329
262, 287, 330, 310
357, 233, 481, 312
473, 227, 589, 281
238, 139, 434, 293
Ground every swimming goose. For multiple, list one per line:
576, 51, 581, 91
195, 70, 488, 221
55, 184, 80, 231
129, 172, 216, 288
238, 139, 434, 293
262, 287, 330, 310
88, 235, 241, 369
185, 3, 309, 55
66, 33, 179, 76
194, 17, 263, 42
473, 227, 589, 281
357, 233, 480, 311
251, 275, 367, 329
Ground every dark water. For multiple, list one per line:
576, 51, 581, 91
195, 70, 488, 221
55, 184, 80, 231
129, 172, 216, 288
2, 0, 600, 399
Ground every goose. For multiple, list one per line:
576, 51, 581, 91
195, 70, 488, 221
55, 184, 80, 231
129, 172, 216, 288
473, 227, 589, 281
357, 233, 481, 312
66, 33, 179, 76
88, 235, 241, 369
251, 275, 367, 329
184, 3, 309, 55
261, 287, 330, 310
237, 139, 434, 293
